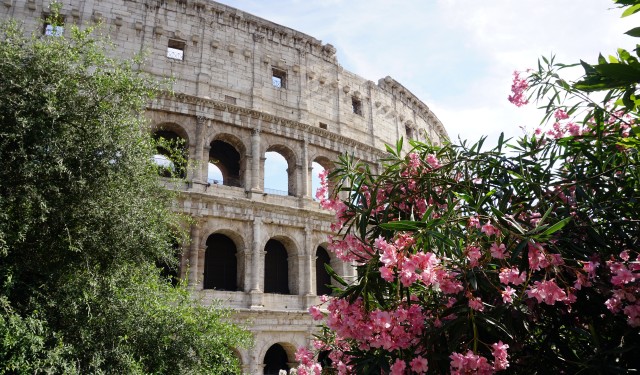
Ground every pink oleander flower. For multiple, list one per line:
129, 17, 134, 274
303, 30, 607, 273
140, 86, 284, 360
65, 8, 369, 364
566, 122, 582, 136
620, 250, 631, 261
380, 266, 395, 282
499, 267, 526, 286
526, 279, 567, 305
554, 108, 569, 120
501, 286, 516, 304
390, 358, 407, 375
491, 341, 510, 371
490, 243, 506, 259
481, 221, 499, 236
467, 246, 482, 267
309, 305, 324, 321
624, 303, 640, 327
295, 347, 322, 375
610, 264, 635, 286
469, 296, 485, 312
528, 242, 550, 271
582, 259, 600, 279
468, 215, 481, 229
410, 356, 429, 373
426, 153, 441, 169
508, 70, 529, 107
450, 350, 493, 375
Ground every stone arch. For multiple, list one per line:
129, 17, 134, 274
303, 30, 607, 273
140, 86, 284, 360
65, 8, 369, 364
151, 122, 190, 146
152, 125, 189, 179
263, 235, 299, 295
203, 230, 246, 291
264, 144, 298, 196
262, 342, 297, 375
310, 155, 335, 201
209, 133, 247, 188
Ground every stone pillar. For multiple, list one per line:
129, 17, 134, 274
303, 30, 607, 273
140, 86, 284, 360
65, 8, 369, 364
251, 215, 262, 291
202, 145, 210, 184
304, 227, 314, 296
250, 215, 263, 308
188, 220, 201, 288
250, 129, 261, 192
194, 116, 206, 182
301, 139, 309, 198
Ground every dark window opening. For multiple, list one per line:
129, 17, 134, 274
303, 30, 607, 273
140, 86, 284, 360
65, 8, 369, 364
264, 239, 289, 294
352, 97, 362, 116
209, 140, 242, 187
263, 344, 289, 375
272, 68, 287, 89
316, 247, 332, 296
319, 122, 327, 130
405, 125, 414, 140
153, 130, 187, 179
225, 95, 237, 105
167, 39, 185, 60
203, 233, 238, 291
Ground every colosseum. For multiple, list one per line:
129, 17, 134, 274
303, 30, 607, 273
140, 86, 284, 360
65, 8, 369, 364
2, 0, 447, 373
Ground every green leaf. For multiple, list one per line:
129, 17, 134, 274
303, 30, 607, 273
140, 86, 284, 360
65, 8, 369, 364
594, 62, 640, 81
325, 263, 348, 286
621, 3, 640, 17
379, 221, 426, 231
539, 217, 572, 237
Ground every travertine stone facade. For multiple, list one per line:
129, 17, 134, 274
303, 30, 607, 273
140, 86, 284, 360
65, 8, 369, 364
2, 1, 448, 373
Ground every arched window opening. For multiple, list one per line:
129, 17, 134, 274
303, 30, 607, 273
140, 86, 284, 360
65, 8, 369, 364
153, 130, 187, 178
210, 140, 242, 187
264, 151, 290, 196
263, 344, 289, 375
316, 246, 333, 296
207, 162, 224, 185
311, 161, 327, 201
264, 239, 289, 294
203, 233, 238, 291
405, 124, 415, 140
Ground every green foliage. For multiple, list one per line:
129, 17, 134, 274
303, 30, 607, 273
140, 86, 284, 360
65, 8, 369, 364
309, 1, 640, 373
0, 19, 250, 374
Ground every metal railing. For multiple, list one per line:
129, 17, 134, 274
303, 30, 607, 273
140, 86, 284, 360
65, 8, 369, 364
263, 187, 290, 196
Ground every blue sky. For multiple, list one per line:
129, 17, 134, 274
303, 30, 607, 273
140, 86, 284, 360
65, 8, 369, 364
217, 0, 636, 147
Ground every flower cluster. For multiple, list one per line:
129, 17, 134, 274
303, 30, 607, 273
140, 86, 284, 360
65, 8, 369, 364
300, 60, 640, 372
605, 250, 640, 327
507, 70, 529, 107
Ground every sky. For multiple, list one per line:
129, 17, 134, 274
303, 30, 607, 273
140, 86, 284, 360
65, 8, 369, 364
216, 0, 637, 147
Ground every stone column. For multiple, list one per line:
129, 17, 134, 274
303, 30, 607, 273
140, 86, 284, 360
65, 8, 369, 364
301, 139, 309, 198
194, 116, 206, 182
251, 215, 262, 292
304, 227, 314, 296
188, 220, 201, 288
250, 129, 261, 192
202, 145, 210, 184
249, 215, 263, 308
